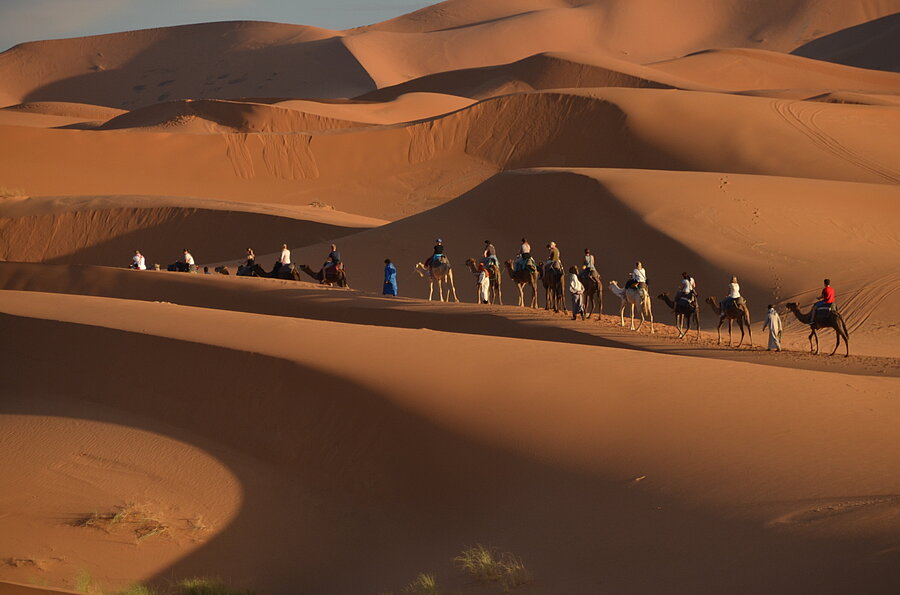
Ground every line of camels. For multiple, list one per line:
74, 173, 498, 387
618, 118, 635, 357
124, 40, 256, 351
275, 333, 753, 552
413, 256, 850, 357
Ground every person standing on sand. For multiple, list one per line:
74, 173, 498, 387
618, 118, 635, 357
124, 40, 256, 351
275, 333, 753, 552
568, 266, 585, 320
762, 304, 783, 351
477, 262, 490, 303
131, 250, 146, 270
383, 259, 398, 296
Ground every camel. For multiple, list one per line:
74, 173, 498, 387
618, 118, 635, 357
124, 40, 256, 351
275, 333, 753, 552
705, 296, 752, 347
464, 258, 502, 305
414, 259, 460, 302
785, 302, 850, 357
608, 281, 654, 332
237, 262, 302, 281
579, 269, 603, 319
299, 264, 349, 287
504, 259, 538, 308
537, 261, 567, 314
657, 292, 700, 340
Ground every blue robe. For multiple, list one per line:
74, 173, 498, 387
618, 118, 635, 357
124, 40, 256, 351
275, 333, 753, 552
383, 263, 398, 296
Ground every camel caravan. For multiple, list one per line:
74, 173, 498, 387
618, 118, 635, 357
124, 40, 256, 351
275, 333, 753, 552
411, 241, 849, 357
135, 239, 849, 357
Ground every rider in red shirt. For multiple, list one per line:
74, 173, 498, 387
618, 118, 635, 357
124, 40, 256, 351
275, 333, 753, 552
814, 279, 835, 317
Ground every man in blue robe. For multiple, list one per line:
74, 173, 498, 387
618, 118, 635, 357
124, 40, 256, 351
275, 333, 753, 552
383, 259, 398, 296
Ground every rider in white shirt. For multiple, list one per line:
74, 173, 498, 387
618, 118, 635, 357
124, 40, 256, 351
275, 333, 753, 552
280, 244, 291, 265
131, 250, 146, 270
183, 250, 195, 266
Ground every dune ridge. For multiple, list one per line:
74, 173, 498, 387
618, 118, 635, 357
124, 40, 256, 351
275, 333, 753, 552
1, 0, 899, 593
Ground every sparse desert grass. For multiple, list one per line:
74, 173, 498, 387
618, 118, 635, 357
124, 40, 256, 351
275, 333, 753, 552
404, 573, 438, 595
75, 569, 96, 593
117, 585, 157, 595
176, 577, 255, 595
75, 503, 169, 542
0, 186, 25, 198
455, 545, 531, 592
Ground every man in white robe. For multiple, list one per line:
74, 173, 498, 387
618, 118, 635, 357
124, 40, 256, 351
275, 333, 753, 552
762, 305, 783, 351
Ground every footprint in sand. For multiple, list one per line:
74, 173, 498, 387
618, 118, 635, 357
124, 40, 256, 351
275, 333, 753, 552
767, 495, 900, 527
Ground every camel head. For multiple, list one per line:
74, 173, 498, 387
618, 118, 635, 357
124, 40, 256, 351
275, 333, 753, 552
414, 263, 427, 278
785, 302, 799, 310
465, 258, 477, 270
705, 296, 718, 306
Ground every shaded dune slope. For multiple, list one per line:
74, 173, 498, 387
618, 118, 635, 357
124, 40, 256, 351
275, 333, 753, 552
1, 292, 898, 593
99, 99, 367, 133
0, 21, 372, 109
0, 196, 384, 267
792, 12, 900, 73
357, 52, 680, 102
289, 168, 900, 356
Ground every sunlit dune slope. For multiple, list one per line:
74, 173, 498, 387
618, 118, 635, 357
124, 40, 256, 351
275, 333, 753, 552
1, 89, 898, 222
1, 0, 897, 108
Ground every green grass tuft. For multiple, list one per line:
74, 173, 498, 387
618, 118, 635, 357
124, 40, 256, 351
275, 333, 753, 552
455, 545, 531, 592
176, 577, 255, 595
403, 573, 438, 595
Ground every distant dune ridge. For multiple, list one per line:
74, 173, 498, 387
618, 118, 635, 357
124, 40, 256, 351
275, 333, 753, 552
1, 0, 899, 594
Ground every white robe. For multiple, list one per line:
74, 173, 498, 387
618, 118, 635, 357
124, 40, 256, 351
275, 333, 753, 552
477, 270, 490, 303
763, 309, 783, 350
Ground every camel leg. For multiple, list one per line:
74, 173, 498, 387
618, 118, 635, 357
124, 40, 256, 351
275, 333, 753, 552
809, 329, 818, 354
716, 317, 724, 344
736, 319, 745, 348
448, 272, 459, 303
630, 304, 637, 331
517, 285, 524, 307
727, 319, 734, 346
531, 284, 538, 308
428, 281, 434, 301
648, 301, 654, 334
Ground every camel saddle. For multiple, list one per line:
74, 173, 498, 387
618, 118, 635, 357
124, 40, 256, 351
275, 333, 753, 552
814, 304, 837, 323
515, 257, 535, 273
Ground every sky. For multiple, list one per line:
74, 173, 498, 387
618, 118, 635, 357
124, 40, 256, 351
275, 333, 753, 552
0, 0, 436, 52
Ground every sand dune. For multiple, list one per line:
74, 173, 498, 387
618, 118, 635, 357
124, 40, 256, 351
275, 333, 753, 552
99, 99, 367, 133
1, 0, 898, 593
2, 1, 898, 109
792, 12, 900, 72
2, 89, 898, 223
0, 194, 385, 267
647, 48, 900, 93
286, 168, 900, 357
1, 289, 898, 593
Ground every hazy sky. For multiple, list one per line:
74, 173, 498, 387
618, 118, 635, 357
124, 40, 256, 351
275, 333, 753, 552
0, 0, 435, 52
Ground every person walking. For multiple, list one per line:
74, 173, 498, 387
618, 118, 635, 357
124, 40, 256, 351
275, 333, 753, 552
383, 259, 398, 296
568, 265, 585, 320
762, 304, 783, 351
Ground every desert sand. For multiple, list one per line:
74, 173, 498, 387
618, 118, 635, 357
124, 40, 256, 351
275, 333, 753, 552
1, 1, 898, 593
